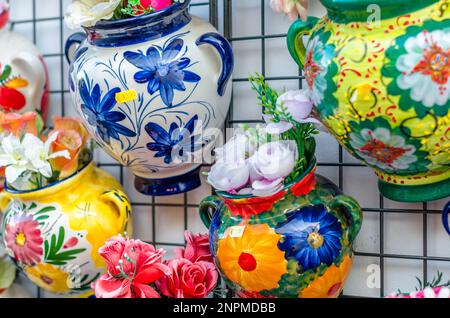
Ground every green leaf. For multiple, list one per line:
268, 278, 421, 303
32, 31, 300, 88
44, 226, 85, 266
0, 256, 16, 289
34, 206, 56, 216
35, 214, 49, 221
0, 65, 12, 82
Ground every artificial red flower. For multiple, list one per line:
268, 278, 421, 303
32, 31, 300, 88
157, 258, 218, 298
146, 0, 173, 11
126, 0, 173, 15
93, 236, 170, 298
175, 231, 213, 263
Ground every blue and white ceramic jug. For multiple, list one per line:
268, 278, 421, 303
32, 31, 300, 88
65, 0, 233, 196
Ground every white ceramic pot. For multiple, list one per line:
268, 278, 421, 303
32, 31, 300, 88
0, 6, 49, 118
65, 0, 234, 196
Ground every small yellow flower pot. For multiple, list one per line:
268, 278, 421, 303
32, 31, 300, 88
0, 160, 132, 295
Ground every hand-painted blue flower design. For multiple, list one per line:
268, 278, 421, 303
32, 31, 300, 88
79, 80, 137, 144
124, 37, 201, 107
145, 115, 202, 164
276, 204, 342, 271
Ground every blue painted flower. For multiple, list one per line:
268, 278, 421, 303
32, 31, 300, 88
276, 205, 342, 271
145, 115, 202, 164
123, 38, 201, 107
69, 47, 88, 92
79, 80, 136, 144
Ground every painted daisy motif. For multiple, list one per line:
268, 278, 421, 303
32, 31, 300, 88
396, 30, 450, 108
349, 127, 418, 172
304, 37, 329, 107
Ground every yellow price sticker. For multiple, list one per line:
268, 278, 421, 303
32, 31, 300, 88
115, 89, 138, 104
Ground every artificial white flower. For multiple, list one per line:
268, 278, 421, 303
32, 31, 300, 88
251, 178, 284, 197
0, 134, 32, 184
207, 159, 250, 192
65, 0, 122, 29
22, 132, 70, 178
214, 132, 257, 162
249, 140, 298, 181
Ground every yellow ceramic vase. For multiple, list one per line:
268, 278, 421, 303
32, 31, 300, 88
287, 0, 450, 202
0, 160, 132, 295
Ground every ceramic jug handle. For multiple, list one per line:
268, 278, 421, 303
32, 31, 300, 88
199, 195, 223, 228
100, 190, 131, 231
327, 195, 362, 244
442, 202, 450, 235
0, 191, 12, 214
196, 33, 234, 96
11, 52, 46, 103
287, 16, 319, 68
65, 32, 87, 64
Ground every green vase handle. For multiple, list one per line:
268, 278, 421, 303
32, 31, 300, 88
327, 195, 363, 244
287, 16, 320, 68
199, 195, 223, 228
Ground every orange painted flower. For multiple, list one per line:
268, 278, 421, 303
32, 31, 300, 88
53, 116, 90, 148
299, 255, 353, 298
0, 111, 38, 136
217, 224, 287, 292
49, 129, 83, 179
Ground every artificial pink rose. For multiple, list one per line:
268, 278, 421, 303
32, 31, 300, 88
270, 0, 308, 21
386, 286, 450, 298
93, 236, 170, 298
157, 258, 218, 298
175, 231, 213, 263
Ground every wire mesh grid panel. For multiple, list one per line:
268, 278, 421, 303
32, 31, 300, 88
2, 0, 450, 298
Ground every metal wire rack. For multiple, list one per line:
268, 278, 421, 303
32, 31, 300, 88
4, 0, 450, 298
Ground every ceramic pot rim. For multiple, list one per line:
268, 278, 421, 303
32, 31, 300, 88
86, 0, 190, 31
320, 0, 437, 22
4, 156, 94, 196
217, 157, 317, 200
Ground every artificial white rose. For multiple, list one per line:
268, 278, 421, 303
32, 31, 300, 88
214, 133, 256, 162
251, 177, 284, 197
207, 159, 250, 192
277, 90, 314, 122
249, 140, 298, 181
65, 0, 122, 29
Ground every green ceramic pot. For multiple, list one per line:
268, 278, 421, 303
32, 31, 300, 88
287, 0, 450, 202
200, 159, 363, 298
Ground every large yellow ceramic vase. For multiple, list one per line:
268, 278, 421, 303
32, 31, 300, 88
287, 0, 450, 202
0, 160, 132, 295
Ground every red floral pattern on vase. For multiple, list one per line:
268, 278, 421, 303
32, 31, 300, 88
0, 5, 8, 30
290, 167, 316, 197
222, 190, 287, 219
4, 214, 43, 266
